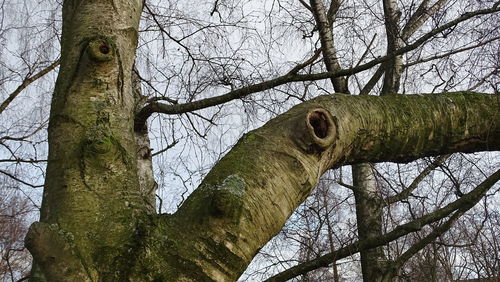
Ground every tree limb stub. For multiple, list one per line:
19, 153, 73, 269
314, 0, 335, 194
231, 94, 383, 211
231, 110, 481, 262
85, 37, 115, 62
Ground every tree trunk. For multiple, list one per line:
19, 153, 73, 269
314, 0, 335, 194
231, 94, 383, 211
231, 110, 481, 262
355, 0, 403, 278
353, 163, 389, 281
25, 1, 151, 280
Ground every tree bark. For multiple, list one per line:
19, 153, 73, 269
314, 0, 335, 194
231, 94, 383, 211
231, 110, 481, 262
167, 92, 500, 281
309, 0, 348, 92
25, 1, 149, 280
353, 163, 388, 281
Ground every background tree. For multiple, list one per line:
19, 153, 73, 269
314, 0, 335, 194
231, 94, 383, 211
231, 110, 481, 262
0, 0, 498, 281
0, 187, 33, 281
0, 1, 59, 279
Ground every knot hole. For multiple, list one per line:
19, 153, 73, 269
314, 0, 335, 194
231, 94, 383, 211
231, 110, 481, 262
99, 44, 110, 54
309, 110, 329, 139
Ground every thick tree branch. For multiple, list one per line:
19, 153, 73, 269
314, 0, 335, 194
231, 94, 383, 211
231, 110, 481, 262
326, 0, 341, 25
401, 0, 449, 39
323, 93, 499, 166
403, 0, 430, 34
161, 92, 498, 281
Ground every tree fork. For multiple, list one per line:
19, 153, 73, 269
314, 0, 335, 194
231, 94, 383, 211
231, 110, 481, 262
28, 90, 498, 280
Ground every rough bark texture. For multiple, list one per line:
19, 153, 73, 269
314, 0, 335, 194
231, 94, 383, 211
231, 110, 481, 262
356, 2, 403, 278
25, 1, 149, 280
309, 0, 348, 92
352, 163, 388, 280
24, 1, 500, 281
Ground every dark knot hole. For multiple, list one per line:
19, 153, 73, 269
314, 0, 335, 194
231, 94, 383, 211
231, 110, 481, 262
309, 110, 329, 139
99, 44, 110, 54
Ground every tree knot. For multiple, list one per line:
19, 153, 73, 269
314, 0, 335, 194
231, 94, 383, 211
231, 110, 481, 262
301, 108, 337, 152
86, 37, 115, 62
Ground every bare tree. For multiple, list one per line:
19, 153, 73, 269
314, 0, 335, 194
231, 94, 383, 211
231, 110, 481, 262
0, 183, 35, 281
0, 0, 498, 281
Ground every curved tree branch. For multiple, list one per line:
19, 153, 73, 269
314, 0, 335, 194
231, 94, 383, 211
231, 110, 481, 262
265, 169, 500, 281
156, 92, 499, 280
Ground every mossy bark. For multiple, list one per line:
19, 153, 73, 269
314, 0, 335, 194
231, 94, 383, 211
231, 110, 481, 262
26, 1, 150, 280
24, 1, 500, 280
167, 92, 499, 281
